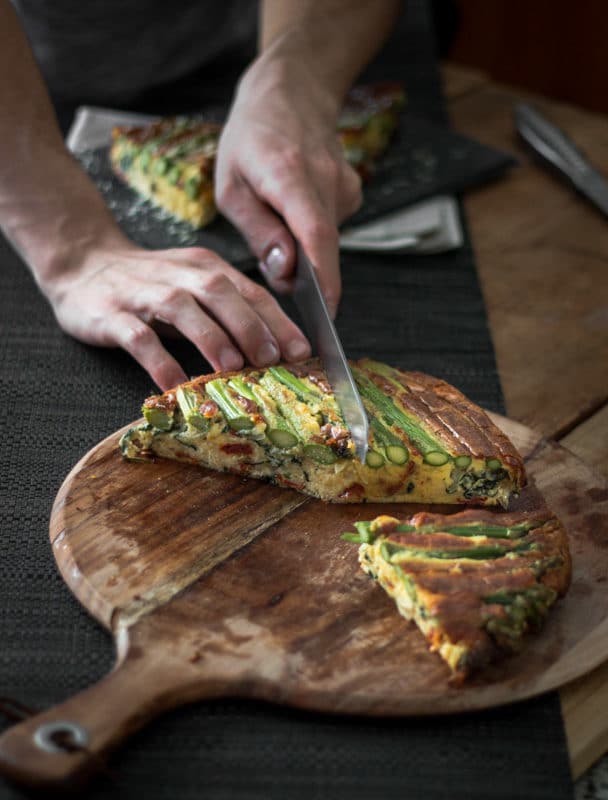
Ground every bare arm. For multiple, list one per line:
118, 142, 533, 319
259, 0, 401, 98
216, 0, 401, 312
0, 0, 123, 279
0, 0, 310, 389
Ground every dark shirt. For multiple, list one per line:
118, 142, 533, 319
12, 0, 258, 110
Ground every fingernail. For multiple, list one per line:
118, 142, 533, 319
261, 245, 287, 278
286, 340, 310, 361
327, 300, 338, 320
256, 341, 279, 365
219, 348, 244, 371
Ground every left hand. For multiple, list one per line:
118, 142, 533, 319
214, 43, 363, 317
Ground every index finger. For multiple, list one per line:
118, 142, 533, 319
252, 164, 342, 318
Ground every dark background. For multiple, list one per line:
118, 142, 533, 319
444, 0, 608, 115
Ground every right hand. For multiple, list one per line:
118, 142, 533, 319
44, 241, 311, 390
215, 44, 363, 316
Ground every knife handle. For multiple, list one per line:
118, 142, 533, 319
514, 102, 591, 183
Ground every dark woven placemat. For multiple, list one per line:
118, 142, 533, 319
0, 2, 573, 798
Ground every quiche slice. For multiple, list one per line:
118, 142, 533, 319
110, 117, 220, 227
343, 508, 571, 680
120, 358, 525, 506
337, 81, 406, 179
110, 82, 406, 228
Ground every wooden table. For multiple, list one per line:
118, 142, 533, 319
443, 62, 608, 780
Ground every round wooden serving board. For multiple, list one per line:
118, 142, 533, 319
1, 413, 607, 789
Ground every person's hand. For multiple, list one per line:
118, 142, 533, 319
44, 239, 311, 390
215, 41, 363, 318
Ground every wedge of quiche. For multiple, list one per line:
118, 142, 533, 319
343, 509, 571, 680
120, 358, 525, 506
337, 81, 406, 179
110, 82, 406, 228
110, 118, 220, 228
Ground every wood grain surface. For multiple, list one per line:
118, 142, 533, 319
442, 64, 608, 779
0, 413, 606, 789
445, 71, 608, 441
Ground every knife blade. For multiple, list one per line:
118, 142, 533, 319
292, 244, 369, 463
515, 102, 608, 216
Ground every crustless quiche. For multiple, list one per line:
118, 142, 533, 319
343, 508, 571, 680
110, 118, 220, 228
120, 359, 526, 506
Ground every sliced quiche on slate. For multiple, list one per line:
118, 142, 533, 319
120, 358, 525, 506
110, 117, 220, 228
343, 508, 571, 680
337, 80, 406, 179
110, 82, 406, 228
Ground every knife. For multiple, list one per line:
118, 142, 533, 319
515, 102, 608, 216
292, 243, 369, 463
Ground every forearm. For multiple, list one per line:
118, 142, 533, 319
259, 0, 401, 108
0, 0, 124, 291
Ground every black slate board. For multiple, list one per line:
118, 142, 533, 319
78, 112, 515, 263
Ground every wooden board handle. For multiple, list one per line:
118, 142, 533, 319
0, 635, 208, 790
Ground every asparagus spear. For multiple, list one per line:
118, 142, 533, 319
175, 386, 209, 431
341, 518, 541, 545
394, 522, 540, 539
353, 367, 448, 466
245, 380, 299, 450
341, 521, 375, 544
370, 417, 409, 465
142, 403, 174, 431
365, 363, 506, 472
303, 443, 339, 464
483, 586, 556, 607
359, 359, 410, 394
365, 449, 385, 469
227, 377, 257, 402
259, 372, 321, 440
257, 372, 339, 461
381, 540, 534, 563
205, 380, 254, 431
267, 366, 322, 403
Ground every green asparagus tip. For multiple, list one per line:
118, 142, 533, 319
353, 520, 375, 543
341, 532, 366, 544
142, 405, 173, 431
303, 443, 338, 464
206, 379, 254, 431
268, 366, 321, 401
365, 449, 385, 469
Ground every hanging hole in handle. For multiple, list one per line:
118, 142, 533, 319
33, 721, 89, 754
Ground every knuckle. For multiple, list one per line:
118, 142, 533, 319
240, 281, 270, 307
214, 175, 239, 211
201, 271, 232, 297
121, 320, 153, 352
182, 246, 212, 262
232, 313, 265, 341
302, 218, 337, 248
259, 149, 303, 193
195, 324, 227, 351
276, 147, 305, 174
157, 286, 188, 310
316, 153, 340, 181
